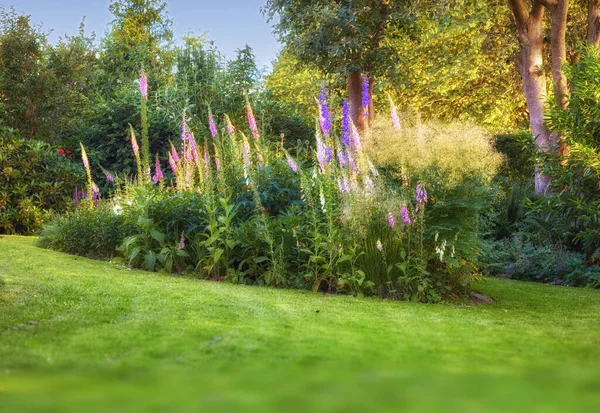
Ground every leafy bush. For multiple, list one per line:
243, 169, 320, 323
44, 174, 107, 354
482, 238, 600, 288
0, 132, 84, 234
366, 116, 502, 278
41, 80, 497, 302
536, 46, 600, 262
38, 203, 131, 259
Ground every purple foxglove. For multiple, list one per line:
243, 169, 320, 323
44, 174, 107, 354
401, 205, 412, 225
81, 146, 90, 169
286, 154, 298, 173
168, 152, 177, 174
155, 156, 164, 181
139, 73, 148, 98
131, 133, 139, 157
171, 143, 180, 163
361, 74, 370, 118
341, 99, 350, 147
416, 183, 428, 204
242, 136, 251, 167
225, 114, 235, 134
318, 85, 331, 137
387, 211, 395, 228
246, 99, 259, 140
208, 111, 217, 138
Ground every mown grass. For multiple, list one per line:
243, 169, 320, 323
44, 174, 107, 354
1, 235, 599, 412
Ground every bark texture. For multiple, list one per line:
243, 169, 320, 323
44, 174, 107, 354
348, 71, 370, 136
550, 0, 570, 110
509, 0, 555, 193
589, 0, 600, 46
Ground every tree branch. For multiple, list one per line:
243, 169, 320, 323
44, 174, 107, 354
508, 0, 530, 31
537, 0, 559, 10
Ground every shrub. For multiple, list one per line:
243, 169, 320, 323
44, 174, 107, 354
0, 132, 84, 234
482, 238, 600, 288
366, 116, 503, 280
41, 81, 495, 302
38, 203, 131, 259
537, 46, 600, 262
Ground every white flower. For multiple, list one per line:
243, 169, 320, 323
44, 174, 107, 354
319, 186, 326, 213
113, 205, 123, 215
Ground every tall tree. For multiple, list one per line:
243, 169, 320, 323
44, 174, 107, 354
100, 0, 174, 91
0, 8, 48, 139
263, 0, 408, 134
508, 0, 600, 193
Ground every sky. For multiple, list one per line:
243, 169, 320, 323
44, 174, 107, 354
5, 0, 282, 71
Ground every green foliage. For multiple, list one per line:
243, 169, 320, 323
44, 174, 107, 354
38, 203, 130, 258
101, 0, 174, 88
263, 0, 409, 77
0, 9, 98, 143
482, 238, 600, 288
0, 133, 83, 234
367, 116, 502, 288
536, 47, 600, 261
385, 0, 525, 131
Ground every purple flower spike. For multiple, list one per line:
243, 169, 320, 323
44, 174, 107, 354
318, 85, 331, 137
376, 239, 383, 252
105, 171, 114, 182
208, 111, 217, 138
341, 99, 350, 147
179, 235, 185, 250
139, 73, 148, 98
337, 150, 348, 167
343, 176, 351, 193
350, 123, 362, 150
92, 184, 100, 201
316, 136, 326, 172
361, 74, 370, 118
81, 150, 89, 170
131, 134, 139, 157
286, 154, 298, 173
388, 211, 395, 228
203, 150, 210, 169
225, 115, 235, 134
347, 152, 357, 173
401, 205, 412, 225
171, 144, 180, 163
168, 152, 177, 174
242, 137, 251, 167
246, 99, 260, 140
215, 157, 221, 171
155, 156, 164, 181
416, 183, 428, 204
325, 146, 333, 164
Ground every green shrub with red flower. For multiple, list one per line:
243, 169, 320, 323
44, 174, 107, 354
0, 129, 84, 234
39, 75, 500, 302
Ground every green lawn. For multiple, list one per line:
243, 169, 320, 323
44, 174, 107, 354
1, 236, 599, 412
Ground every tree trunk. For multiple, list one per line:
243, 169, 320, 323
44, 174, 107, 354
550, 0, 570, 110
348, 71, 366, 135
588, 0, 600, 46
509, 0, 555, 194
549, 0, 571, 161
